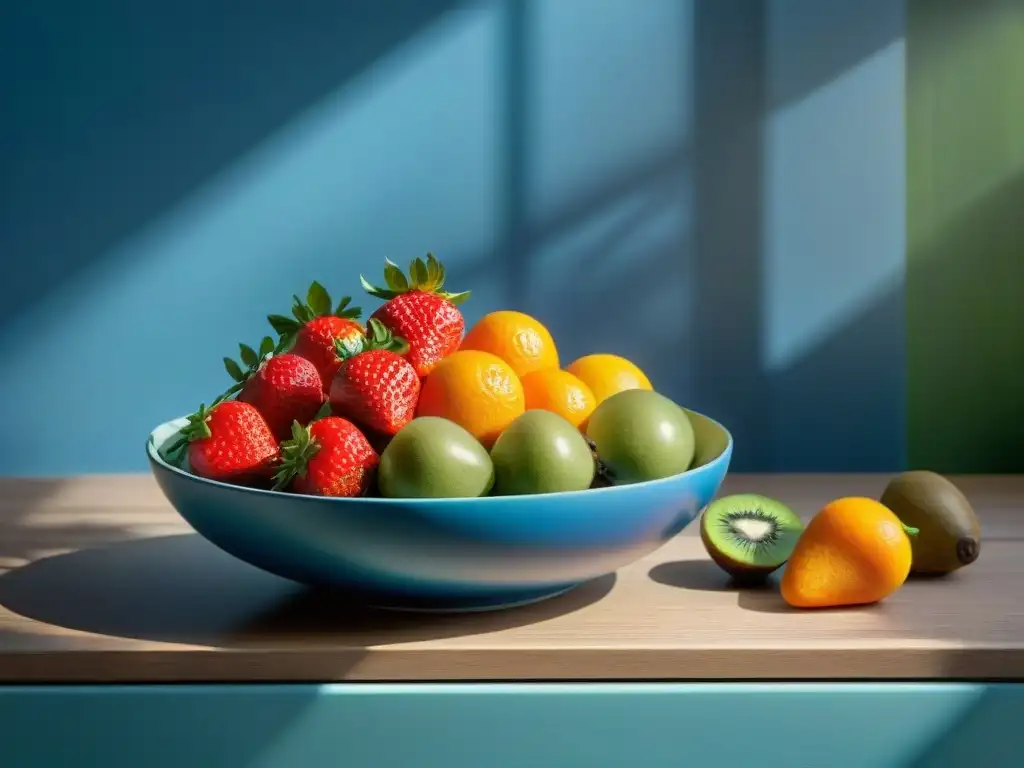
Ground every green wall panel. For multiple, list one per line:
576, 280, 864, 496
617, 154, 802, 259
907, 0, 1024, 472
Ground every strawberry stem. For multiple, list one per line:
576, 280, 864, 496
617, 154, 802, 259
360, 253, 470, 306
272, 421, 322, 491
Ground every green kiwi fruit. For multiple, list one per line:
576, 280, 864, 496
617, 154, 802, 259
880, 470, 981, 575
699, 494, 804, 583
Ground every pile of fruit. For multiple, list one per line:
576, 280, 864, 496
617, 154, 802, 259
698, 470, 982, 610
165, 255, 700, 498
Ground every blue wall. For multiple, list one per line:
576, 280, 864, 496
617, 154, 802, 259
0, 0, 905, 475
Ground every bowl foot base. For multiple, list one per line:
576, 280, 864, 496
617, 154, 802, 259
361, 583, 581, 614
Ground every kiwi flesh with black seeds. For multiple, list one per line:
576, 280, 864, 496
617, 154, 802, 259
699, 494, 805, 583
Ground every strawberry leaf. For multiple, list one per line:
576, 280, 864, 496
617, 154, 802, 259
410, 257, 430, 288
364, 318, 409, 355
428, 253, 445, 287
268, 314, 299, 337
259, 336, 275, 359
425, 253, 441, 287
223, 357, 246, 382
335, 296, 362, 319
239, 344, 259, 369
165, 402, 217, 459
162, 439, 188, 466
359, 274, 399, 300
362, 253, 469, 305
275, 331, 297, 354
272, 421, 322, 491
306, 281, 332, 317
384, 260, 409, 292
444, 289, 472, 306
291, 295, 315, 324
223, 334, 276, 393
367, 317, 389, 346
313, 401, 333, 421
270, 284, 361, 353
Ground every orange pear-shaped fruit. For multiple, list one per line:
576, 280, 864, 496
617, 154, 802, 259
781, 497, 915, 609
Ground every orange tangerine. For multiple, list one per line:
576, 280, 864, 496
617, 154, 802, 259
521, 369, 597, 429
565, 354, 652, 405
781, 497, 915, 609
416, 350, 525, 447
460, 310, 559, 379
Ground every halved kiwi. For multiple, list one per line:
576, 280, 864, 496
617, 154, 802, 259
699, 494, 804, 583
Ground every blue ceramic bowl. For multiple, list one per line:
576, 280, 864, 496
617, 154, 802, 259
147, 409, 733, 612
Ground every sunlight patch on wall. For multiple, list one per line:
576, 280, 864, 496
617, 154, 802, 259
762, 39, 906, 373
527, 0, 692, 220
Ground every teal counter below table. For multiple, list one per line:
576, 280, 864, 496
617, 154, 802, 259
0, 683, 1020, 767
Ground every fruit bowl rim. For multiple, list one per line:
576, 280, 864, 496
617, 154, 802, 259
147, 409, 733, 506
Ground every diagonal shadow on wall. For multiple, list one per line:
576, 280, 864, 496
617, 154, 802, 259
463, 0, 905, 472
0, 0, 909, 475
0, 0, 466, 577
766, 0, 904, 109
0, 0, 460, 329
689, 0, 769, 471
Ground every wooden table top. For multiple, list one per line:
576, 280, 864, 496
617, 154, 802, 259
0, 473, 1021, 683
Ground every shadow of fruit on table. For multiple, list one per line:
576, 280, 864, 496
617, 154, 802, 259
733, 588, 882, 616
647, 560, 777, 594
0, 533, 615, 648
666, 481, 995, 619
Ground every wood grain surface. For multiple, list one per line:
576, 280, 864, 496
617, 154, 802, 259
0, 474, 1021, 683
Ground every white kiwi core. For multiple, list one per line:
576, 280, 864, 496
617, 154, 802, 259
730, 517, 774, 542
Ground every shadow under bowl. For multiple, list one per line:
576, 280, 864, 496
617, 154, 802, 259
147, 409, 733, 612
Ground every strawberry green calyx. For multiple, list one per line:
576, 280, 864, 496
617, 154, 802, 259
272, 420, 322, 491
267, 281, 363, 350
162, 394, 232, 464
333, 317, 410, 361
178, 403, 216, 443
359, 253, 471, 306
166, 335, 280, 466
222, 335, 277, 396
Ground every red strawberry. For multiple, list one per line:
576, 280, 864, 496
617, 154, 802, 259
360, 253, 470, 377
268, 281, 364, 392
222, 336, 326, 440
273, 417, 378, 497
169, 400, 280, 485
329, 318, 420, 436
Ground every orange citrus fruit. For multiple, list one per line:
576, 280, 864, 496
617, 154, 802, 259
460, 310, 559, 378
565, 354, 652, 405
781, 497, 915, 609
521, 369, 597, 429
416, 350, 525, 447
